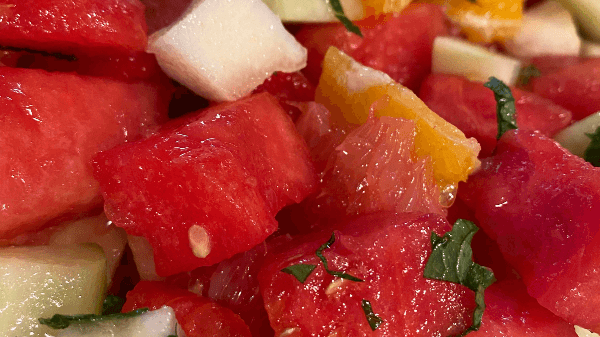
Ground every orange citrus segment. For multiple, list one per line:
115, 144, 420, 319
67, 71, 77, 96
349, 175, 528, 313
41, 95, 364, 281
362, 0, 414, 16
424, 0, 524, 42
315, 46, 481, 191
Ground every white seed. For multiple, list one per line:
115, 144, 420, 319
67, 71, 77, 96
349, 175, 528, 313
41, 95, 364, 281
188, 225, 211, 258
325, 278, 346, 295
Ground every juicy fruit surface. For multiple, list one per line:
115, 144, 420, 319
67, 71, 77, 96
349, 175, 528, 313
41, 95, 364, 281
0, 67, 170, 239
531, 58, 600, 121
460, 130, 600, 330
0, 0, 147, 54
295, 3, 449, 91
315, 47, 480, 191
93, 93, 317, 276
427, 0, 524, 42
122, 281, 252, 337
468, 280, 578, 336
259, 212, 475, 336
419, 74, 572, 157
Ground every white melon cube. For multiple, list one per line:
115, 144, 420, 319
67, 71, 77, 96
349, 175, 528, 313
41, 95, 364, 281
0, 244, 106, 337
432, 36, 522, 86
504, 0, 581, 58
148, 0, 307, 102
557, 0, 600, 43
581, 40, 600, 57
554, 112, 600, 157
262, 0, 364, 22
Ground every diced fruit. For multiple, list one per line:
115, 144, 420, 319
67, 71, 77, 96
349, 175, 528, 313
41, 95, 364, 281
253, 71, 316, 120
577, 326, 600, 337
295, 3, 449, 91
262, 0, 364, 22
139, 0, 194, 34
52, 306, 178, 337
459, 130, 600, 330
503, 0, 580, 58
427, 0, 524, 42
0, 243, 107, 337
315, 47, 480, 191
554, 112, 600, 157
123, 281, 252, 337
128, 235, 165, 281
0, 67, 171, 239
582, 40, 600, 57
419, 73, 572, 157
432, 36, 522, 86
556, 0, 600, 43
467, 280, 578, 336
362, 0, 414, 15
259, 212, 476, 336
530, 58, 600, 120
93, 93, 317, 276
0, 0, 147, 55
147, 0, 307, 102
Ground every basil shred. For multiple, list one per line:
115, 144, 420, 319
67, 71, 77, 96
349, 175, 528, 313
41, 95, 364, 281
329, 0, 363, 37
484, 77, 518, 140
584, 125, 600, 167
39, 308, 149, 330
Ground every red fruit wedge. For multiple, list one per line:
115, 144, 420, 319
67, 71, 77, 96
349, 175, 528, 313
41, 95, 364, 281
259, 212, 475, 336
0, 67, 171, 239
0, 0, 147, 55
122, 281, 252, 337
93, 93, 318, 276
419, 74, 572, 158
295, 3, 449, 91
460, 130, 600, 331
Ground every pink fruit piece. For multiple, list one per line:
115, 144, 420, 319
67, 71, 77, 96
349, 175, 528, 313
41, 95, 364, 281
259, 212, 476, 336
0, 66, 171, 239
0, 0, 147, 55
460, 129, 600, 331
93, 93, 318, 276
468, 279, 577, 336
419, 74, 572, 158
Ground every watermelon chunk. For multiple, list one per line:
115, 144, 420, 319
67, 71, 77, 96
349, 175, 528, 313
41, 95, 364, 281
0, 67, 171, 239
294, 3, 450, 91
93, 93, 318, 276
122, 281, 252, 337
460, 130, 600, 330
419, 74, 572, 157
259, 212, 475, 336
530, 58, 600, 121
468, 280, 577, 336
0, 0, 147, 55
253, 71, 316, 121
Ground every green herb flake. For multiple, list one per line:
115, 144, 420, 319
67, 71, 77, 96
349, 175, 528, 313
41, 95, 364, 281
329, 0, 363, 37
361, 299, 383, 331
423, 219, 496, 336
282, 264, 317, 283
584, 125, 600, 167
517, 64, 541, 86
39, 308, 149, 330
316, 232, 364, 282
484, 77, 518, 140
102, 294, 126, 315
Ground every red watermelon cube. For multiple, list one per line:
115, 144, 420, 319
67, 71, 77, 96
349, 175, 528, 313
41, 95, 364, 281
460, 130, 600, 331
259, 212, 476, 336
0, 0, 147, 55
93, 93, 318, 276
0, 66, 171, 239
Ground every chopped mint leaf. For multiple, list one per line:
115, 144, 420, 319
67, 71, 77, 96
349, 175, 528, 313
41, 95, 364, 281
485, 77, 518, 140
584, 125, 600, 167
102, 294, 126, 315
517, 64, 541, 86
361, 299, 383, 331
316, 233, 364, 282
329, 0, 363, 37
424, 219, 496, 335
282, 264, 317, 283
39, 308, 149, 330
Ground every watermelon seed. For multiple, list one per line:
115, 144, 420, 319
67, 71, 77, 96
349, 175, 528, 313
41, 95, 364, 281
188, 225, 211, 258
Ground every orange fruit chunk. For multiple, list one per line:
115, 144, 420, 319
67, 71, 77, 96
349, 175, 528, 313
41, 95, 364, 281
315, 46, 481, 196
424, 0, 524, 42
362, 0, 414, 16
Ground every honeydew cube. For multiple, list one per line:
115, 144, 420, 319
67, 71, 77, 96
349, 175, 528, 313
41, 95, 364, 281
554, 112, 600, 157
54, 306, 178, 337
262, 0, 364, 22
0, 243, 106, 337
432, 36, 522, 86
575, 325, 600, 337
581, 40, 600, 57
148, 0, 307, 102
557, 0, 600, 43
504, 0, 581, 58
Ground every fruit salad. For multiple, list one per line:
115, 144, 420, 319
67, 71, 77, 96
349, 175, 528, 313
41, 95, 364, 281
2, 0, 600, 336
